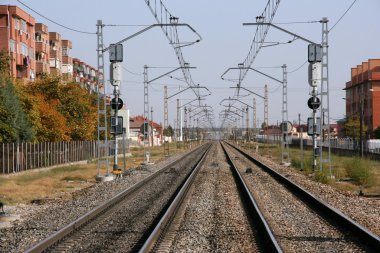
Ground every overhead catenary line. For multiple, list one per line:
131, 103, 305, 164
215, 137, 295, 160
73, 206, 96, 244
288, 60, 308, 74
273, 20, 320, 25
290, 0, 357, 74
329, 0, 357, 32
143, 0, 204, 99
122, 66, 143, 76
16, 0, 96, 34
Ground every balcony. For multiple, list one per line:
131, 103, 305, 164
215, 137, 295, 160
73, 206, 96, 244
36, 62, 50, 74
62, 55, 72, 65
35, 41, 49, 53
35, 23, 48, 34
49, 32, 61, 41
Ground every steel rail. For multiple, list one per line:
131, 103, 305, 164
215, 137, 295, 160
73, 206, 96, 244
138, 143, 212, 252
224, 141, 380, 251
220, 142, 283, 253
25, 143, 209, 253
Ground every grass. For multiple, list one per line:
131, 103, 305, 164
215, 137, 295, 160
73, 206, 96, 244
0, 141, 192, 205
239, 141, 380, 195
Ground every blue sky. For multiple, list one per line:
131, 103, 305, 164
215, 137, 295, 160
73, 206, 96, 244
3, 0, 380, 128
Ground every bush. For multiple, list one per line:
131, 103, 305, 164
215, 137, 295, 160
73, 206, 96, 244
344, 157, 374, 188
314, 170, 330, 184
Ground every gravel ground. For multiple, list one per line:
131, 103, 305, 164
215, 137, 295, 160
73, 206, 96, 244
2, 142, 379, 253
167, 143, 259, 253
245, 145, 380, 238
0, 149, 194, 253
226, 143, 376, 252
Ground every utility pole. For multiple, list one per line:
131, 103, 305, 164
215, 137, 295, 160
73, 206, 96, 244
319, 17, 332, 177
298, 113, 301, 137
164, 85, 169, 156
177, 98, 180, 149
253, 97, 256, 130
151, 106, 154, 147
246, 106, 249, 142
143, 65, 151, 164
264, 84, 268, 143
96, 20, 111, 182
184, 106, 188, 149
281, 64, 290, 166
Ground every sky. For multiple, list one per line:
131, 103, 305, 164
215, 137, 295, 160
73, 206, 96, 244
2, 0, 380, 129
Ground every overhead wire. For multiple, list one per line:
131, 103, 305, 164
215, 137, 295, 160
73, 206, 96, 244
329, 0, 357, 32
272, 21, 320, 25
289, 1, 357, 75
16, 0, 96, 35
288, 60, 308, 74
122, 66, 143, 76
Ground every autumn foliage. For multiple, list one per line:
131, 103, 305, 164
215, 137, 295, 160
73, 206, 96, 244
0, 72, 98, 143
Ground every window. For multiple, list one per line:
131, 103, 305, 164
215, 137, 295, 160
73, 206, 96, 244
9, 39, 15, 52
21, 20, 26, 32
29, 48, 34, 59
29, 70, 35, 80
35, 32, 42, 42
21, 42, 28, 56
62, 47, 70, 56
14, 18, 20, 30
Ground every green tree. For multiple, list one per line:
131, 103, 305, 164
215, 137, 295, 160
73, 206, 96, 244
0, 79, 34, 142
0, 50, 10, 76
344, 116, 367, 139
0, 107, 16, 142
374, 127, 380, 139
163, 125, 174, 137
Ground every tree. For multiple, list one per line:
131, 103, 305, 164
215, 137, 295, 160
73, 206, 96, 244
163, 125, 174, 137
0, 78, 34, 142
0, 50, 10, 76
374, 127, 380, 139
58, 83, 98, 140
344, 116, 367, 139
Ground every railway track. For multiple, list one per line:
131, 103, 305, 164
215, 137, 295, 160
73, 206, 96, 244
223, 141, 380, 252
25, 143, 212, 253
20, 141, 380, 252
139, 142, 281, 252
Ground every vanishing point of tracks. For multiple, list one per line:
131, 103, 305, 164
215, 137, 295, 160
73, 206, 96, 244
25, 141, 380, 252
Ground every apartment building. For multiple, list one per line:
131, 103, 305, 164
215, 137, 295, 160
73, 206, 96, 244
35, 23, 50, 77
0, 4, 99, 95
345, 59, 380, 136
49, 31, 62, 76
61, 39, 73, 80
73, 58, 98, 93
0, 5, 35, 79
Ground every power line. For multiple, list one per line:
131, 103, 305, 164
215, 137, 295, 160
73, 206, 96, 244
288, 60, 308, 74
16, 0, 96, 35
273, 21, 320, 25
122, 66, 143, 76
104, 24, 150, 27
329, 0, 357, 32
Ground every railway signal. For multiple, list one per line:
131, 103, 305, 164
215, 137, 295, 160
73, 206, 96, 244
307, 97, 320, 110
308, 43, 322, 171
109, 44, 123, 176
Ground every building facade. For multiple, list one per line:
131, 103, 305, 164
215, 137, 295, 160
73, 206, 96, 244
61, 39, 73, 80
129, 115, 163, 146
48, 31, 62, 76
73, 58, 98, 93
35, 23, 50, 77
345, 59, 380, 136
0, 5, 35, 79
0, 4, 98, 92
